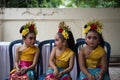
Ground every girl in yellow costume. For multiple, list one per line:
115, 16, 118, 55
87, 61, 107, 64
45, 21, 75, 80
10, 21, 39, 80
78, 20, 110, 80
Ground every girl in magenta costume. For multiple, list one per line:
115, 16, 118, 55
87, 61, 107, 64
10, 21, 40, 80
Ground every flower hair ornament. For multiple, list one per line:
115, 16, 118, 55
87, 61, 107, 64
83, 20, 103, 34
58, 21, 70, 39
21, 21, 38, 36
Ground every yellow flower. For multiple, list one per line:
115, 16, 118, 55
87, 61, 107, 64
83, 26, 91, 34
22, 29, 29, 36
62, 30, 69, 39
83, 20, 103, 34
97, 27, 102, 34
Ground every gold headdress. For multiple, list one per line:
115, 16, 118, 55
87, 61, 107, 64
83, 20, 103, 34
58, 21, 70, 39
21, 21, 38, 36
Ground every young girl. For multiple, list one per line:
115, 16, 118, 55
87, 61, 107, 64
45, 21, 75, 80
78, 20, 110, 80
10, 21, 40, 80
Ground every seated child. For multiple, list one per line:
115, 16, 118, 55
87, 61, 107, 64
78, 20, 110, 80
10, 21, 40, 80
45, 21, 75, 80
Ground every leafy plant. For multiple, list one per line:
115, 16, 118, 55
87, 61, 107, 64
0, 0, 120, 8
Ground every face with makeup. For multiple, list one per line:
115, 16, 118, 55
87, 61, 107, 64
55, 33, 67, 49
24, 32, 36, 47
85, 30, 100, 48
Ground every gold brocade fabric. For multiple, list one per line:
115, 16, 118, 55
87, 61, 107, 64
55, 48, 74, 68
86, 46, 105, 68
20, 46, 38, 61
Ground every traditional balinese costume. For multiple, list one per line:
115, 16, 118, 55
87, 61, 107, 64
78, 46, 110, 80
45, 48, 74, 80
10, 46, 38, 80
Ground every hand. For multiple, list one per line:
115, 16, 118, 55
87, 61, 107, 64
87, 73, 95, 80
57, 71, 63, 78
16, 69, 21, 75
53, 69, 59, 77
20, 67, 27, 75
98, 74, 103, 80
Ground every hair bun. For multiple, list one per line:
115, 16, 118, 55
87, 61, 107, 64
19, 26, 24, 33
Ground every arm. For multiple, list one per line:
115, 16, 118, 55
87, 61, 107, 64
61, 52, 75, 74
99, 52, 107, 79
79, 48, 95, 79
15, 46, 21, 71
49, 47, 59, 76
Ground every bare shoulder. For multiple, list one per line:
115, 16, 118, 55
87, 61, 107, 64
79, 47, 85, 55
16, 45, 22, 51
17, 45, 25, 52
52, 47, 57, 51
51, 47, 57, 54
15, 45, 23, 54
35, 46, 40, 53
79, 47, 85, 53
35, 45, 39, 50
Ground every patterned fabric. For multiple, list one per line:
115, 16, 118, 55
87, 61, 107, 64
10, 61, 35, 80
9, 46, 38, 80
78, 46, 110, 80
45, 48, 74, 80
10, 69, 34, 80
79, 68, 110, 80
45, 67, 72, 80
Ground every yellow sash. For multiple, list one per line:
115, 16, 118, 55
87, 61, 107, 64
20, 46, 38, 61
86, 46, 105, 68
55, 48, 74, 68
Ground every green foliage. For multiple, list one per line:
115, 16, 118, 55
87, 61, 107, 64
39, 0, 62, 8
0, 0, 120, 8
28, 0, 39, 7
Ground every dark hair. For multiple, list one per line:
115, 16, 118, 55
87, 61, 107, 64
19, 25, 24, 34
67, 31, 75, 52
57, 31, 75, 52
19, 25, 36, 39
86, 30, 105, 48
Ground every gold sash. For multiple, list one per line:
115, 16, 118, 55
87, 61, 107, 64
55, 48, 74, 68
86, 46, 105, 68
20, 46, 38, 61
